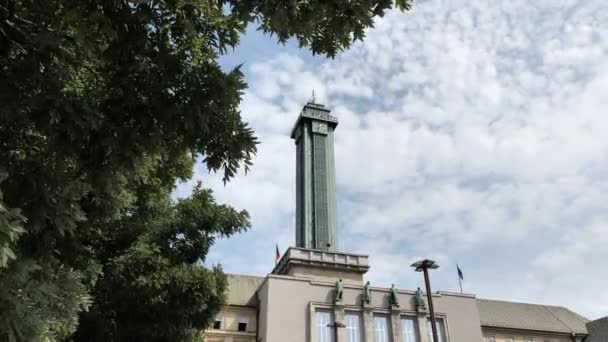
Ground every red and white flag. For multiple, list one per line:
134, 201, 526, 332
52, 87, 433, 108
275, 244, 281, 265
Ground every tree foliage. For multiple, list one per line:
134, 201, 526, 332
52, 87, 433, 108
0, 0, 412, 341
72, 185, 249, 342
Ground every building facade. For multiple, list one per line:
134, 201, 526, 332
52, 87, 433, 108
202, 102, 597, 342
206, 249, 483, 342
203, 275, 262, 342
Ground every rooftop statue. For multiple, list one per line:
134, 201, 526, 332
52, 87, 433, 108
363, 281, 372, 304
415, 287, 426, 309
390, 284, 399, 306
335, 279, 344, 303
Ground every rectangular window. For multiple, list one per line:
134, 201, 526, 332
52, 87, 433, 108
345, 312, 362, 342
238, 316, 249, 332
506, 338, 514, 342
401, 317, 419, 342
316, 310, 335, 342
427, 318, 447, 342
374, 314, 391, 342
525, 338, 533, 342
213, 314, 223, 329
487, 337, 496, 342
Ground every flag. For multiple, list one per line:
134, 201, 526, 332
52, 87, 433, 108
275, 244, 281, 265
457, 264, 464, 280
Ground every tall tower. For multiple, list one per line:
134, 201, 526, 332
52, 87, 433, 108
290, 101, 338, 251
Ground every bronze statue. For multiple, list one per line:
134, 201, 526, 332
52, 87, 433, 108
363, 281, 372, 304
335, 279, 344, 303
414, 287, 425, 309
390, 283, 399, 306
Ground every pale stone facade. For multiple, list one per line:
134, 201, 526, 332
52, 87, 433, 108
259, 275, 482, 342
204, 270, 597, 342
203, 274, 261, 342
204, 248, 484, 342
203, 307, 256, 342
203, 304, 256, 342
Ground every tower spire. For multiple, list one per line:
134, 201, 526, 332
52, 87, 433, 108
290, 102, 339, 251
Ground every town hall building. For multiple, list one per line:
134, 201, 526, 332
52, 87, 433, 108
203, 102, 600, 342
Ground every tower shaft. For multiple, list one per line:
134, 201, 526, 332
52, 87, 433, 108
291, 102, 338, 251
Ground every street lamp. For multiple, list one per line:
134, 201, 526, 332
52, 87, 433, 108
411, 259, 440, 342
327, 321, 345, 342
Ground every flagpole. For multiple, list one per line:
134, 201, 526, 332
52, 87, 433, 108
459, 277, 463, 294
457, 264, 464, 294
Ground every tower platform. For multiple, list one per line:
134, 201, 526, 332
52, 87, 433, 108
271, 247, 369, 285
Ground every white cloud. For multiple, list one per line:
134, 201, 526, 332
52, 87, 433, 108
177, 0, 608, 319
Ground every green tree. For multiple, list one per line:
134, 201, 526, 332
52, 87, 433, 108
72, 184, 249, 342
0, 0, 412, 341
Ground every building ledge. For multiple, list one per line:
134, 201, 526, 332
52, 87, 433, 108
204, 330, 256, 337
481, 325, 586, 336
272, 247, 369, 275
436, 291, 476, 298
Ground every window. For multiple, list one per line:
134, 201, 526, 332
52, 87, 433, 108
316, 310, 335, 342
427, 318, 447, 342
487, 337, 496, 342
345, 312, 362, 342
213, 314, 223, 329
506, 338, 514, 342
238, 316, 249, 332
374, 314, 391, 342
401, 317, 419, 342
525, 338, 533, 342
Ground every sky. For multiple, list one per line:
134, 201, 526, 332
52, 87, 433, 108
174, 0, 608, 320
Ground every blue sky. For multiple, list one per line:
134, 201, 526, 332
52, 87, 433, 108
174, 0, 608, 319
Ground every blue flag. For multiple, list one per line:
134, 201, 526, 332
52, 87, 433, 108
457, 264, 464, 280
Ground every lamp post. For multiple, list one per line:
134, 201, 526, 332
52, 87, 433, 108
327, 321, 345, 342
411, 259, 440, 342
